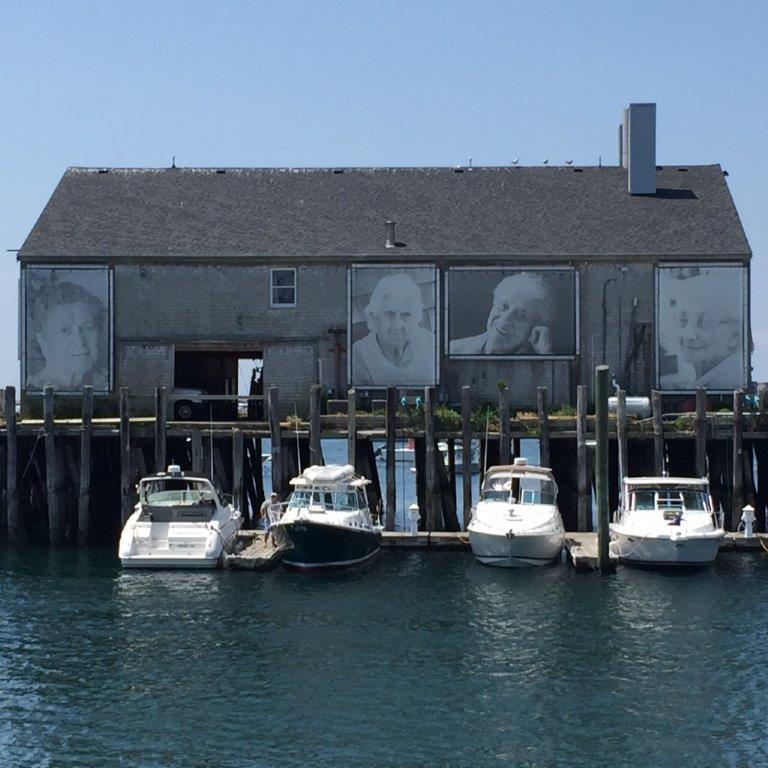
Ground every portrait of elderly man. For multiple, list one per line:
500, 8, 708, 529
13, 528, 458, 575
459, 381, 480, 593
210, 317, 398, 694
27, 279, 109, 391
659, 271, 744, 390
351, 272, 435, 385
450, 272, 554, 355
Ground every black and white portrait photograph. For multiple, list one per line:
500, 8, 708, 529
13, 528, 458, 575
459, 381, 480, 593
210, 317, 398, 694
349, 266, 437, 387
657, 266, 747, 391
448, 269, 577, 357
24, 267, 111, 392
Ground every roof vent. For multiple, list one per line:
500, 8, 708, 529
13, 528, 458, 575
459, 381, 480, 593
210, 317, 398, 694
333, 169, 344, 175
98, 169, 109, 174
626, 103, 657, 195
573, 168, 584, 173
677, 168, 688, 172
385, 220, 396, 249
216, 169, 226, 174
453, 167, 464, 174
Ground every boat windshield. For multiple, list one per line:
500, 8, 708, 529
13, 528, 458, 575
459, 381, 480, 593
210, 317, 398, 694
141, 479, 217, 507
632, 489, 709, 512
288, 487, 367, 510
480, 474, 556, 505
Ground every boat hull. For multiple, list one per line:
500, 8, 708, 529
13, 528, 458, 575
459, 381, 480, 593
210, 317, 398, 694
120, 554, 220, 569
468, 528, 564, 568
273, 519, 381, 571
610, 529, 722, 567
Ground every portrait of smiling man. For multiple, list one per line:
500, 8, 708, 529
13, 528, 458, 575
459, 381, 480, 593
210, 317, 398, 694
25, 269, 110, 391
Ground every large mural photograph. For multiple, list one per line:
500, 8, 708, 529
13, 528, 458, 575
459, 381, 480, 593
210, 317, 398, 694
24, 266, 111, 392
447, 268, 577, 357
349, 265, 437, 387
657, 266, 747, 391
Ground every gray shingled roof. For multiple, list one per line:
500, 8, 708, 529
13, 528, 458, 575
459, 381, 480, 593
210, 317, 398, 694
18, 165, 751, 261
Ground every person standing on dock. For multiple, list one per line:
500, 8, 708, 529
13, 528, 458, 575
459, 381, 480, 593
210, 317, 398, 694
260, 492, 283, 546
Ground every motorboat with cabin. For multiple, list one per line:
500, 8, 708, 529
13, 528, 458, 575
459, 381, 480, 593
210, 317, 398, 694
119, 464, 243, 568
271, 464, 381, 571
467, 458, 565, 567
610, 476, 724, 567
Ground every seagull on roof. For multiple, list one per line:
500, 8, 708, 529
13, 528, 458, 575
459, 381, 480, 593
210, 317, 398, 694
566, 159, 573, 165
543, 158, 549, 165
511, 158, 519, 165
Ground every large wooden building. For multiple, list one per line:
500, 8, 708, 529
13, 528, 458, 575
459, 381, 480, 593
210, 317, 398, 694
16, 104, 752, 415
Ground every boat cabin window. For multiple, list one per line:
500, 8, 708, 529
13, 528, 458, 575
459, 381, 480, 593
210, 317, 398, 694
481, 475, 512, 502
141, 479, 216, 507
519, 476, 557, 505
336, 490, 358, 510
631, 489, 709, 512
288, 487, 366, 510
288, 490, 312, 508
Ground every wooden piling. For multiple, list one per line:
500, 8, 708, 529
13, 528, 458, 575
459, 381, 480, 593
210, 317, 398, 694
499, 386, 510, 465
191, 430, 203, 474
577, 384, 589, 532
43, 386, 63, 544
461, 385, 472, 528
651, 390, 664, 475
447, 439, 457, 506
424, 387, 438, 532
78, 386, 93, 545
268, 387, 283, 497
616, 389, 627, 488
347, 389, 357, 469
5, 386, 19, 542
155, 386, 167, 472
537, 387, 550, 468
309, 385, 322, 467
232, 428, 245, 522
120, 388, 132, 525
732, 389, 744, 530
595, 366, 610, 574
385, 386, 396, 531
695, 387, 707, 477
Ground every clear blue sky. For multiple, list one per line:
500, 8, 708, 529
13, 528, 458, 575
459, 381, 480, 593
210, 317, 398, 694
1, 0, 766, 388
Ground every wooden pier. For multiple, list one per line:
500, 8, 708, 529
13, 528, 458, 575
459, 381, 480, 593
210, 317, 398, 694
2, 383, 768, 548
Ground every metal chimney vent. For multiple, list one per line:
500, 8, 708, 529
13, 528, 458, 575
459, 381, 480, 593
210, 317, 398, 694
385, 220, 396, 249
627, 103, 656, 195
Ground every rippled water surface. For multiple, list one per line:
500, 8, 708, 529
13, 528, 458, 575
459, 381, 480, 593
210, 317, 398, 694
2, 547, 768, 767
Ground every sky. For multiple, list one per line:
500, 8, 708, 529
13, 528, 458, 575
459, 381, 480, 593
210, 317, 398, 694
1, 0, 766, 388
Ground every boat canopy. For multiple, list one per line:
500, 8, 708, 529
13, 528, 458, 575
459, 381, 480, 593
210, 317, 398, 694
290, 464, 370, 487
624, 476, 709, 489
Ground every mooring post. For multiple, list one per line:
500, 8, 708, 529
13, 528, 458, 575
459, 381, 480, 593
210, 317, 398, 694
498, 385, 510, 465
78, 386, 93, 546
537, 387, 550, 468
424, 386, 437, 532
732, 389, 744, 530
5, 386, 19, 542
119, 387, 132, 525
191, 430, 203, 474
695, 387, 707, 477
651, 390, 664, 476
616, 389, 627, 490
595, 366, 611, 574
447, 439, 457, 506
268, 387, 282, 497
232, 428, 245, 522
309, 385, 322, 467
347, 388, 357, 469
577, 384, 589, 532
155, 386, 167, 472
385, 386, 396, 531
461, 385, 472, 528
43, 386, 62, 544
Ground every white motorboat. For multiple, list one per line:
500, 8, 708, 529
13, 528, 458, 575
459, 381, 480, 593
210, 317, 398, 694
610, 476, 724, 568
467, 458, 565, 567
119, 464, 243, 568
271, 464, 381, 571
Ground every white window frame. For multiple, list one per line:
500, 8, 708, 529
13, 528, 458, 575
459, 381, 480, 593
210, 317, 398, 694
270, 268, 297, 308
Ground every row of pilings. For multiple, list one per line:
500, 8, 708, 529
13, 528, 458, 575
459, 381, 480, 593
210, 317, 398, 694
0, 382, 764, 546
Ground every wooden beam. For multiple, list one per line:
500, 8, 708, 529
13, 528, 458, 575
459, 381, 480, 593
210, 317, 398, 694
267, 387, 282, 497
424, 387, 438, 531
191, 430, 203, 474
461, 385, 472, 529
385, 386, 396, 531
695, 387, 707, 477
78, 386, 93, 546
5, 386, 19, 542
595, 366, 611, 574
732, 389, 744, 530
651, 390, 664, 475
155, 386, 167, 472
498, 386, 510, 465
616, 389, 627, 488
537, 387, 550, 468
577, 384, 589, 532
119, 387, 132, 525
309, 385, 322, 466
347, 388, 356, 469
232, 428, 244, 521
43, 386, 62, 544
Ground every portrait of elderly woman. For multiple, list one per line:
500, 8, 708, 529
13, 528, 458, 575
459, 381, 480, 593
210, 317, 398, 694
25, 269, 110, 391
658, 267, 746, 391
350, 269, 437, 386
449, 270, 576, 356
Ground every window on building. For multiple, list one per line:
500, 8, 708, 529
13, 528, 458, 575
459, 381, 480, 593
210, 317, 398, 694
270, 268, 297, 307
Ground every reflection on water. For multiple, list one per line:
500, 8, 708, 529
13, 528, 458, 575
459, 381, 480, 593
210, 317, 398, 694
2, 547, 768, 767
